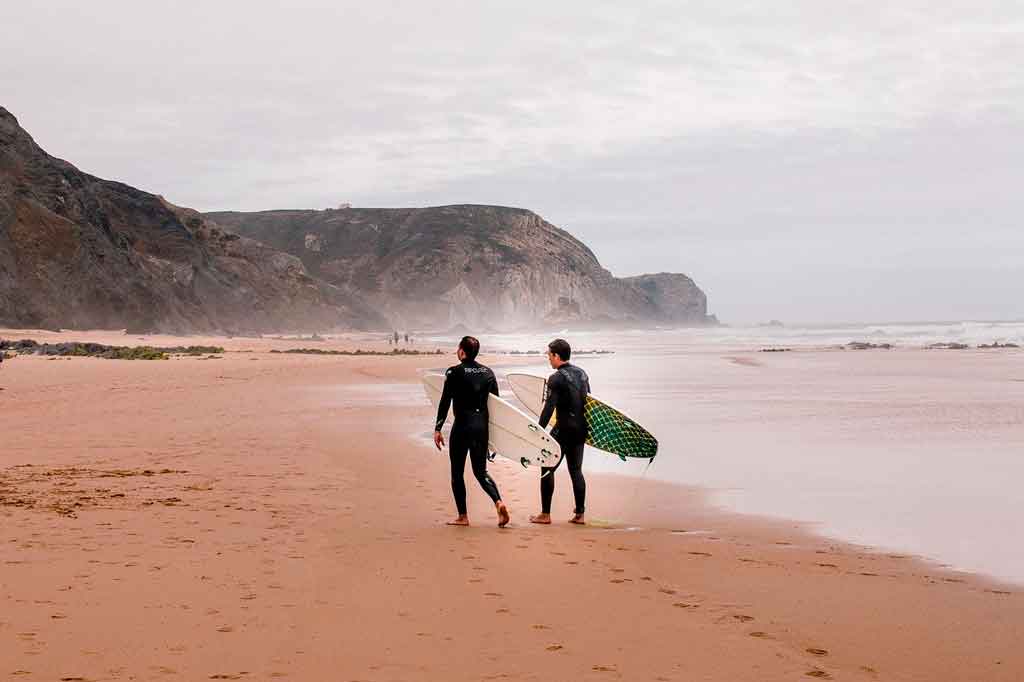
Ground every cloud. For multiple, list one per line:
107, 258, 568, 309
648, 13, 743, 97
3, 0, 1022, 321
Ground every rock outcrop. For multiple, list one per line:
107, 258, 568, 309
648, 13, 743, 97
0, 105, 714, 333
208, 206, 715, 331
0, 107, 384, 333
621, 273, 715, 325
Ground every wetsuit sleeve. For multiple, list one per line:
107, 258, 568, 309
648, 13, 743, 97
489, 372, 499, 397
435, 369, 455, 431
539, 372, 561, 429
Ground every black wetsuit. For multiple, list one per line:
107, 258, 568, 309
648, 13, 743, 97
539, 363, 591, 515
435, 360, 502, 515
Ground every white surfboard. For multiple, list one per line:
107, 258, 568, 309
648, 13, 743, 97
507, 372, 659, 460
422, 373, 561, 468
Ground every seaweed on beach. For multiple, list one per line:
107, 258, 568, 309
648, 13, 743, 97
0, 339, 224, 360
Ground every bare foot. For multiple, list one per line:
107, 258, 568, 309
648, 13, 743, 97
529, 513, 551, 525
447, 515, 470, 526
569, 513, 586, 525
496, 502, 510, 528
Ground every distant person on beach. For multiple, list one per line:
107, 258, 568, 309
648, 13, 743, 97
531, 338, 591, 525
434, 336, 510, 527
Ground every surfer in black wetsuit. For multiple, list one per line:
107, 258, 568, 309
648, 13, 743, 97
434, 336, 510, 527
530, 338, 591, 525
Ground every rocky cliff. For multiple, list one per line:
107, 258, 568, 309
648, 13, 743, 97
208, 206, 715, 331
0, 107, 384, 333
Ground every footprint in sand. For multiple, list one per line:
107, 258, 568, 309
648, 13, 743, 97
688, 551, 712, 557
592, 665, 617, 672
546, 644, 563, 651
749, 631, 772, 639
732, 614, 755, 622
673, 602, 699, 609
805, 670, 831, 679
658, 588, 677, 595
483, 592, 503, 597
532, 624, 550, 630
610, 568, 625, 573
806, 648, 829, 656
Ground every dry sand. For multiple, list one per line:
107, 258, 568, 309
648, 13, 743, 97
1, 329, 1022, 681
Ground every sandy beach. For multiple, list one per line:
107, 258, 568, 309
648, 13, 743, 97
2, 329, 1022, 681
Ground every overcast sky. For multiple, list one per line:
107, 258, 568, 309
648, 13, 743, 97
3, 1, 1022, 323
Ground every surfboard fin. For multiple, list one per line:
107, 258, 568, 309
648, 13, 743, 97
487, 451, 497, 462
618, 454, 627, 462
520, 457, 530, 468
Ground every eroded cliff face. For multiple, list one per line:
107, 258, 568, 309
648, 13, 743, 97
0, 107, 384, 333
208, 206, 715, 331
1, 105, 713, 334
622, 273, 714, 324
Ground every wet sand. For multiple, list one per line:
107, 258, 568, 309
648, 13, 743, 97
1, 329, 1022, 681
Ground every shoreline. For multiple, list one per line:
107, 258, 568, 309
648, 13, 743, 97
6, 327, 1022, 582
2, 330, 1023, 680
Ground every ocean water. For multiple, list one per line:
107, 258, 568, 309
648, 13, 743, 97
419, 322, 1024, 583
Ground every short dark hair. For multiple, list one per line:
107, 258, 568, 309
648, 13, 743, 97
459, 336, 480, 361
548, 338, 571, 362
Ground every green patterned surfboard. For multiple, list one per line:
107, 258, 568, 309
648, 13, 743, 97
507, 373, 658, 461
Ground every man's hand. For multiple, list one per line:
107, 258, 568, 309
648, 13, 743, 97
434, 430, 445, 450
